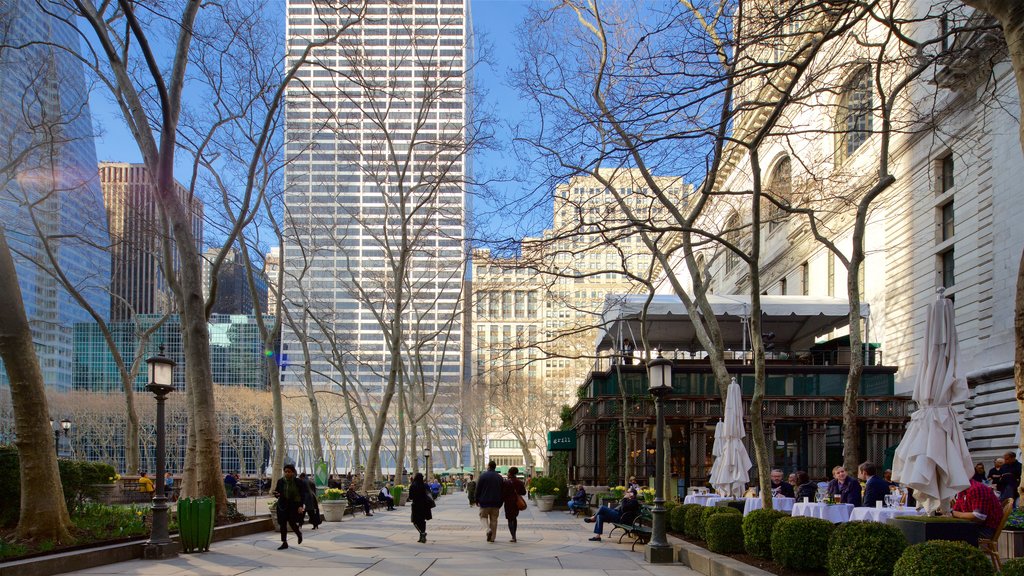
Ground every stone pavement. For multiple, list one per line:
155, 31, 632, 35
66, 492, 699, 576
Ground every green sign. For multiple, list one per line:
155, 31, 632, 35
547, 430, 577, 451
314, 460, 328, 488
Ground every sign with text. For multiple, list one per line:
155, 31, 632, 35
547, 430, 577, 451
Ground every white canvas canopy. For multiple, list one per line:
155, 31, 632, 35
596, 294, 870, 352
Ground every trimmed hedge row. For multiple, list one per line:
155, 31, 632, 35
742, 508, 787, 559
706, 512, 744, 553
771, 516, 834, 570
697, 505, 739, 540
892, 540, 994, 576
684, 504, 704, 538
1001, 558, 1024, 576
826, 521, 907, 576
0, 445, 116, 527
673, 503, 700, 533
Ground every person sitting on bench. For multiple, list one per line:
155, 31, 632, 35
567, 485, 588, 515
346, 485, 373, 516
378, 482, 396, 511
584, 489, 640, 541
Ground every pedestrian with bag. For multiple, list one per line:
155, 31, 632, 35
502, 467, 527, 543
272, 464, 308, 549
408, 472, 434, 543
299, 472, 321, 529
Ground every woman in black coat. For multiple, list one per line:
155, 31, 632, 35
794, 470, 817, 502
502, 467, 527, 543
408, 472, 433, 543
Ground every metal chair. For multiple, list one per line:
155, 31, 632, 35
979, 498, 1015, 572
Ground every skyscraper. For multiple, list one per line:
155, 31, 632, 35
282, 0, 469, 470
100, 162, 205, 322
0, 2, 110, 390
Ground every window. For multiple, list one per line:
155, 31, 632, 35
780, 277, 788, 295
836, 67, 873, 161
827, 253, 835, 297
801, 262, 809, 295
724, 212, 742, 274
941, 202, 954, 241
941, 249, 955, 288
765, 156, 792, 232
940, 155, 955, 194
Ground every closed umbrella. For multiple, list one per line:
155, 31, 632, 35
709, 378, 752, 497
891, 290, 972, 513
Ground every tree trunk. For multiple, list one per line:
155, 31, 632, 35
0, 228, 72, 543
748, 151, 773, 508
299, 312, 324, 464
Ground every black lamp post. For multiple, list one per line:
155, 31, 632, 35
422, 447, 431, 481
50, 418, 72, 456
645, 350, 674, 564
143, 346, 177, 559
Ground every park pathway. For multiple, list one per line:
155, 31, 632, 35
66, 491, 698, 575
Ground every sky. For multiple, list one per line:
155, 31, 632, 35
88, 0, 542, 241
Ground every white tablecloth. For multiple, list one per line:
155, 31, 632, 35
791, 502, 854, 523
743, 497, 796, 516
683, 493, 717, 506
849, 506, 923, 523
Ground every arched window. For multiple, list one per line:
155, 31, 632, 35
724, 212, 742, 274
764, 156, 792, 232
836, 66, 873, 161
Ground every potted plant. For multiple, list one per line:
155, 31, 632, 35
92, 473, 121, 504
320, 488, 347, 521
391, 484, 407, 506
638, 487, 656, 505
1000, 507, 1024, 559
530, 476, 560, 511
267, 499, 279, 530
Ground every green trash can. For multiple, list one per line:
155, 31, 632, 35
177, 497, 215, 553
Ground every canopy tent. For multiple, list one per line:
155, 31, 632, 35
439, 466, 475, 476
596, 294, 870, 352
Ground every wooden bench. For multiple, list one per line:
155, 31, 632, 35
571, 492, 599, 517
610, 509, 653, 551
343, 492, 381, 517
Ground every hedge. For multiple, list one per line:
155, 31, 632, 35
826, 521, 907, 576
673, 503, 700, 533
741, 508, 787, 559
770, 516, 834, 570
892, 540, 994, 576
684, 504, 704, 538
706, 512, 745, 554
1001, 558, 1024, 576
698, 505, 740, 541
0, 445, 116, 527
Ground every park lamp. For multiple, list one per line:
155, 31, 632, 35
647, 349, 673, 397
146, 346, 175, 395
60, 418, 71, 433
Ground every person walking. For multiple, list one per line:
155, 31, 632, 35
476, 461, 504, 542
272, 464, 308, 549
299, 473, 321, 530
502, 467, 527, 543
466, 474, 477, 507
408, 472, 433, 543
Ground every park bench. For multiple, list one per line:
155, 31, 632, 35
343, 491, 382, 517
571, 492, 599, 517
609, 508, 653, 551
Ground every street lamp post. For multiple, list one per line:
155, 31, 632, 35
422, 447, 431, 481
50, 418, 72, 456
645, 351, 674, 564
143, 346, 177, 560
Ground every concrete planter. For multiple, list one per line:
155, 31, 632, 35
89, 484, 118, 505
321, 500, 346, 522
535, 495, 555, 512
1000, 530, 1024, 559
398, 492, 409, 506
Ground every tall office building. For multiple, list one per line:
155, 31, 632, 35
0, 2, 110, 390
100, 162, 204, 322
282, 0, 469, 470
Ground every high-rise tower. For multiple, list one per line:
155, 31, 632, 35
282, 0, 469, 471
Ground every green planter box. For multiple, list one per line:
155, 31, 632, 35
891, 516, 979, 547
178, 497, 215, 553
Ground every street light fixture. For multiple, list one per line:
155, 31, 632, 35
645, 350, 674, 564
143, 345, 177, 559
50, 418, 72, 456
422, 447, 431, 481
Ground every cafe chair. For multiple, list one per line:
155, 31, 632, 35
979, 498, 1015, 572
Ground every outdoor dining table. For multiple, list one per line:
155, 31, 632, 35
791, 502, 854, 523
742, 496, 795, 515
848, 506, 924, 523
683, 493, 718, 506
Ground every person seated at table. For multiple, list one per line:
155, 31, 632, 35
346, 485, 373, 516
583, 489, 640, 542
826, 465, 862, 506
858, 461, 889, 508
378, 482, 396, 511
951, 478, 1003, 538
787, 472, 799, 488
770, 469, 795, 498
568, 485, 588, 515
972, 462, 988, 483
988, 457, 1005, 485
794, 471, 817, 502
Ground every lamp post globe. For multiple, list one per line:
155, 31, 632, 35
645, 350, 674, 563
143, 346, 177, 559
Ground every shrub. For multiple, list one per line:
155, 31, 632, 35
706, 512, 744, 554
663, 500, 678, 517
827, 521, 907, 576
73, 502, 148, 540
672, 503, 698, 533
892, 540, 994, 576
529, 475, 561, 496
770, 516, 834, 570
684, 504, 705, 538
698, 505, 740, 541
742, 508, 787, 559
1001, 558, 1024, 576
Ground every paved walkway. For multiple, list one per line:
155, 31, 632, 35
68, 493, 699, 576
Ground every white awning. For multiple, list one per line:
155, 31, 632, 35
596, 294, 869, 351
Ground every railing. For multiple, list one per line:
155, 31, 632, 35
574, 395, 913, 422
594, 346, 884, 374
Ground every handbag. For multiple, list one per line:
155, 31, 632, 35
427, 494, 436, 509
516, 493, 527, 511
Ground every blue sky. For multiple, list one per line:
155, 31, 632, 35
89, 0, 543, 242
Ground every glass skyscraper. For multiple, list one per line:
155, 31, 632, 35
282, 0, 469, 470
0, 1, 111, 390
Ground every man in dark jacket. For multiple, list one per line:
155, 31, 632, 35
770, 469, 795, 498
859, 461, 888, 508
584, 490, 640, 542
476, 461, 504, 542
272, 464, 308, 549
346, 485, 373, 516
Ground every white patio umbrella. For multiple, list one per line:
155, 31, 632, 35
891, 289, 972, 513
709, 378, 752, 498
